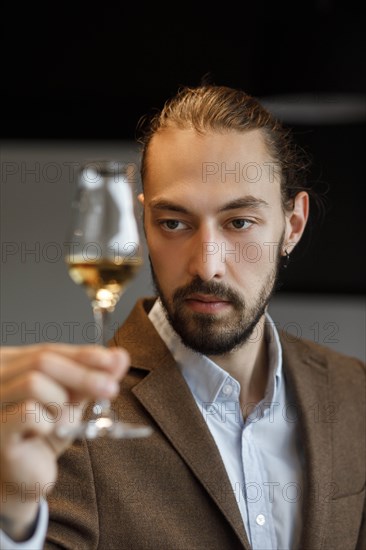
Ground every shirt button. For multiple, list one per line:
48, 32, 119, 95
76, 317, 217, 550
256, 514, 266, 526
222, 384, 233, 397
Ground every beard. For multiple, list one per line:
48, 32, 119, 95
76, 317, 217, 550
150, 235, 284, 356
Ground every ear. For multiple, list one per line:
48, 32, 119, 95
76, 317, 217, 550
137, 193, 145, 205
283, 191, 309, 253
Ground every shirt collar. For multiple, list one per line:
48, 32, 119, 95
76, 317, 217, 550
148, 298, 283, 405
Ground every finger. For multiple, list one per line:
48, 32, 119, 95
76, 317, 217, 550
39, 351, 127, 395
0, 370, 68, 409
1, 343, 102, 362
1, 400, 59, 439
0, 346, 130, 383
1, 343, 126, 365
0, 346, 23, 362
73, 347, 130, 377
0, 344, 86, 366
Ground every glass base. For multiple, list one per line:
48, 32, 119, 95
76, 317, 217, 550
56, 417, 153, 440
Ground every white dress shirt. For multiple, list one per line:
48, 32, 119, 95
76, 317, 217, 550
149, 298, 304, 550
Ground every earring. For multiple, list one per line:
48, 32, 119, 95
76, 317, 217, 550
282, 249, 290, 269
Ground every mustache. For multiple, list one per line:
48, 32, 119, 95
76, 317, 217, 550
173, 277, 245, 308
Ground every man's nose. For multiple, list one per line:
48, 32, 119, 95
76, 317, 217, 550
187, 227, 226, 282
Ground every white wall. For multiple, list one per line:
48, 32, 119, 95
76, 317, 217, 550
1, 141, 365, 362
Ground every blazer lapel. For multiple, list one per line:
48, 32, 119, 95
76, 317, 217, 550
113, 298, 250, 548
281, 335, 333, 549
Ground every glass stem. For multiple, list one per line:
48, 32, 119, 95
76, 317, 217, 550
92, 306, 110, 347
92, 306, 111, 416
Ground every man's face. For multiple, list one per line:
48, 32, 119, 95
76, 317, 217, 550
142, 127, 288, 355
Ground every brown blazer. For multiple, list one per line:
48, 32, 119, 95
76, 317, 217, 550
46, 298, 365, 549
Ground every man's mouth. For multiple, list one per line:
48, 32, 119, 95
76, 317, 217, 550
184, 293, 232, 313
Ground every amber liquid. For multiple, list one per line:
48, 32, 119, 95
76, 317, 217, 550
67, 258, 142, 310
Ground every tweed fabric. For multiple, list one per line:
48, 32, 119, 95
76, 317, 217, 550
46, 298, 365, 549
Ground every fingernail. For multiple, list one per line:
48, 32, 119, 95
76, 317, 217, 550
94, 374, 119, 394
111, 349, 130, 365
96, 353, 115, 366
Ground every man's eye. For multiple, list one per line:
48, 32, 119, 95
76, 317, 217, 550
229, 219, 252, 230
161, 220, 185, 231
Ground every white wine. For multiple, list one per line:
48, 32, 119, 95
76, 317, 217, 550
67, 257, 142, 310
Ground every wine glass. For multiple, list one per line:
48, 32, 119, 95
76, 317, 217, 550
58, 159, 152, 440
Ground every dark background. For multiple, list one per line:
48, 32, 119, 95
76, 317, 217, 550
2, 1, 366, 294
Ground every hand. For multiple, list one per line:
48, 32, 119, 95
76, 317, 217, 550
0, 343, 129, 541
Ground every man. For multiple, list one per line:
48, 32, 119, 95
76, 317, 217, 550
1, 85, 365, 549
